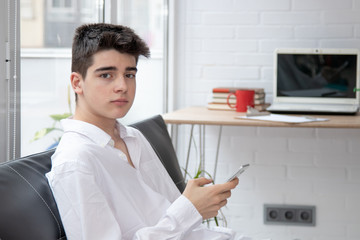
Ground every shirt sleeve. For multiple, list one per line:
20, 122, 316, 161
48, 127, 234, 240
126, 127, 235, 239
49, 167, 234, 240
133, 195, 201, 239
134, 195, 236, 240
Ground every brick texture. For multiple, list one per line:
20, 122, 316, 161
174, 1, 360, 239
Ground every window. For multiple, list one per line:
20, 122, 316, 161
116, 0, 165, 55
114, 0, 168, 124
18, 0, 168, 157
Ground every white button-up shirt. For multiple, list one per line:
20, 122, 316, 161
46, 119, 235, 240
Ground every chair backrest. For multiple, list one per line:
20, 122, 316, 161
0, 115, 185, 240
130, 115, 186, 193
0, 149, 66, 240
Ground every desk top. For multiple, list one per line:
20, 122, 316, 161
162, 106, 360, 128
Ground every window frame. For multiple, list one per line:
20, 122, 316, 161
12, 0, 170, 158
0, 0, 21, 162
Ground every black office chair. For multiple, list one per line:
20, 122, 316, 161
0, 115, 185, 240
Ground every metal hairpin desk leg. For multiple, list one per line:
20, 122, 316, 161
212, 125, 222, 183
183, 124, 206, 179
183, 124, 194, 179
182, 124, 223, 182
199, 124, 205, 177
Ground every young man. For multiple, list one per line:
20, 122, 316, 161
46, 23, 239, 240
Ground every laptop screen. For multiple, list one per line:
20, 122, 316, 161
274, 49, 359, 104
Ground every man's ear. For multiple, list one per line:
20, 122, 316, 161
70, 72, 83, 96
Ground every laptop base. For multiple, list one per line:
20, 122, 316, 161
267, 103, 359, 115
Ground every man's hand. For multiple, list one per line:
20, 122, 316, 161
182, 177, 239, 220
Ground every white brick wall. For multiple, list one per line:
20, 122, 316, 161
173, 0, 360, 239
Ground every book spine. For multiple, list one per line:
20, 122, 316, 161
213, 87, 265, 94
213, 92, 265, 99
207, 102, 270, 111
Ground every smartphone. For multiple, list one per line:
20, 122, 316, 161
226, 164, 250, 182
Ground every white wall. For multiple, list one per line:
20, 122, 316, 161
172, 1, 360, 239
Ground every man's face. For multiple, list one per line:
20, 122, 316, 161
73, 49, 137, 122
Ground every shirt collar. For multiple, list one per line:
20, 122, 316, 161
60, 118, 136, 147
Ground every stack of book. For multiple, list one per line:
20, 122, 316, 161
207, 87, 270, 111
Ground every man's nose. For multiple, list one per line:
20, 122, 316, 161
114, 76, 127, 92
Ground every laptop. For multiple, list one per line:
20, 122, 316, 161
267, 48, 360, 114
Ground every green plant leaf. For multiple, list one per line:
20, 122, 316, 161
31, 128, 56, 142
214, 216, 219, 226
194, 168, 202, 179
50, 113, 72, 121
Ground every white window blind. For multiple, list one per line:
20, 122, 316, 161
0, 0, 21, 162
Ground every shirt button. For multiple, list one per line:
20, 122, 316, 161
109, 139, 115, 147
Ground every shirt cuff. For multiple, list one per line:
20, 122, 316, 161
210, 226, 236, 239
166, 195, 202, 232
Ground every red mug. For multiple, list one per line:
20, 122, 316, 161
227, 90, 255, 112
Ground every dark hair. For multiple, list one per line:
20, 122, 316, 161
71, 23, 150, 78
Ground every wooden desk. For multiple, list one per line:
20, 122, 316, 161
162, 106, 360, 128
162, 106, 360, 181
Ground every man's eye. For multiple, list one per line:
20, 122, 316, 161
100, 73, 112, 79
126, 73, 136, 79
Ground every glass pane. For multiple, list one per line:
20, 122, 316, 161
20, 0, 102, 156
20, 0, 167, 156
65, 0, 72, 8
116, 0, 166, 125
117, 0, 165, 55
52, 0, 60, 8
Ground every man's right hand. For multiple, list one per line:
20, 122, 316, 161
182, 177, 239, 220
